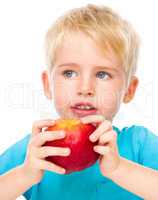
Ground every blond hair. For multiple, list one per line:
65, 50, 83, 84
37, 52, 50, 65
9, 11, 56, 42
45, 4, 140, 85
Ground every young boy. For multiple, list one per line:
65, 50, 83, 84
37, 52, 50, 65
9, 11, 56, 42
1, 4, 158, 200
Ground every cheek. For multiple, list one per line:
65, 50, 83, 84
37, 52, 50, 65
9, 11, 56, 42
97, 90, 120, 108
52, 79, 75, 109
96, 84, 123, 115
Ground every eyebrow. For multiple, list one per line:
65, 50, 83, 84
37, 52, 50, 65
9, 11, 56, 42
57, 63, 79, 68
57, 62, 119, 73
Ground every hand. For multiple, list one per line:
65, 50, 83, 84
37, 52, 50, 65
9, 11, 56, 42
80, 115, 121, 178
21, 119, 71, 184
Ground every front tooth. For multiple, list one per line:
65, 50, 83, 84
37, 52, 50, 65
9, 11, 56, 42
75, 105, 95, 109
77, 105, 92, 109
80, 105, 86, 109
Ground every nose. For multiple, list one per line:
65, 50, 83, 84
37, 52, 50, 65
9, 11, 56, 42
77, 76, 95, 97
78, 89, 94, 97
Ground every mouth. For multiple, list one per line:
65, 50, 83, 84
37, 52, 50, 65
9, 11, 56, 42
70, 102, 97, 117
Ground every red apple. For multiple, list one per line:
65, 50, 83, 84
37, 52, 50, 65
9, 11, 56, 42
43, 118, 99, 174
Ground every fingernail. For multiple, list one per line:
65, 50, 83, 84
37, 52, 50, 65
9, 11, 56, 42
80, 118, 86, 124
90, 135, 97, 142
93, 146, 97, 151
60, 131, 65, 137
59, 169, 65, 174
64, 148, 70, 154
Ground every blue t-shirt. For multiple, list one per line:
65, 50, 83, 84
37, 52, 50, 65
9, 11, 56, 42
0, 125, 158, 200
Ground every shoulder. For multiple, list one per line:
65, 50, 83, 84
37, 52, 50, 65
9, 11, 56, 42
116, 125, 157, 143
1, 134, 31, 157
0, 134, 31, 174
115, 125, 158, 169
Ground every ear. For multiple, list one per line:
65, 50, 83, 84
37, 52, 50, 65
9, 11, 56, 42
41, 70, 52, 99
123, 76, 139, 103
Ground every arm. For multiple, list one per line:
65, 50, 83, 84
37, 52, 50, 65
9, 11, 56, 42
108, 157, 158, 200
0, 119, 70, 200
81, 115, 158, 200
0, 165, 34, 200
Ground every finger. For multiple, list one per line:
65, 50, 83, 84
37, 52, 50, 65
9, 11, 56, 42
99, 130, 117, 145
37, 159, 66, 174
89, 120, 112, 142
32, 119, 56, 135
93, 145, 110, 155
37, 146, 71, 158
80, 115, 106, 125
30, 131, 65, 147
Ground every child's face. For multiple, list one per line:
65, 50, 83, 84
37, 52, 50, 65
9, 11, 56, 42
42, 32, 138, 121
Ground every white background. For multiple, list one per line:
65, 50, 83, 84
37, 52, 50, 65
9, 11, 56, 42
0, 0, 158, 199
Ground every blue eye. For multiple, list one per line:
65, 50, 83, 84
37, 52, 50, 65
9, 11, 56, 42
96, 71, 110, 80
62, 70, 77, 78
